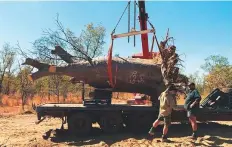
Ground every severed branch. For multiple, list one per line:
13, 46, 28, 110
22, 58, 50, 70
53, 15, 94, 65
44, 29, 94, 66
51, 46, 75, 64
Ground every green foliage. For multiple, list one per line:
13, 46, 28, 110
201, 55, 229, 72
188, 71, 204, 94
81, 23, 106, 58
201, 55, 232, 92
0, 43, 16, 93
186, 55, 232, 94
32, 34, 67, 64
205, 65, 232, 91
32, 16, 106, 65
0, 18, 106, 106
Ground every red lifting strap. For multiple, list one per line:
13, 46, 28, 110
107, 39, 116, 88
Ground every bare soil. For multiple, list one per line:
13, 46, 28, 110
0, 114, 232, 147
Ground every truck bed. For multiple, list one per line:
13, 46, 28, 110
36, 103, 232, 121
36, 103, 158, 111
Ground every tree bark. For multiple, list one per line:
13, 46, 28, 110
24, 42, 188, 103
24, 56, 165, 101
51, 46, 75, 63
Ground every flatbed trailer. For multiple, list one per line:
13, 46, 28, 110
35, 103, 232, 135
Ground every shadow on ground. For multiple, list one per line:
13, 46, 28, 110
44, 122, 232, 146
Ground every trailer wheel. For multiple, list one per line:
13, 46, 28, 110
99, 113, 123, 134
68, 113, 92, 136
126, 113, 155, 133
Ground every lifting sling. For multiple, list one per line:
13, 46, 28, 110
107, 1, 157, 88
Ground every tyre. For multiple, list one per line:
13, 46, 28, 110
68, 112, 92, 136
99, 113, 123, 134
126, 112, 155, 133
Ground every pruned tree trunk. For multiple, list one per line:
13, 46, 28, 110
24, 57, 165, 103
23, 42, 187, 104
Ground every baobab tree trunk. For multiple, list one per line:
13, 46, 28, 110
23, 56, 166, 103
23, 43, 188, 104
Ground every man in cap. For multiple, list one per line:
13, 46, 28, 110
184, 82, 201, 139
148, 84, 183, 142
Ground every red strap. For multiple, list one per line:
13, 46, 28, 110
107, 39, 115, 88
114, 64, 118, 86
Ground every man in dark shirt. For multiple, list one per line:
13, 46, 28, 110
184, 82, 201, 139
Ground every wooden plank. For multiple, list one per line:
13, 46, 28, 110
112, 29, 155, 39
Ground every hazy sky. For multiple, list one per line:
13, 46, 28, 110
0, 1, 231, 75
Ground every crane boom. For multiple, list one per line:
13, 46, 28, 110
132, 0, 152, 59
109, 0, 155, 60
138, 0, 149, 58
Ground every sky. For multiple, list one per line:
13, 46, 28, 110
0, 1, 232, 75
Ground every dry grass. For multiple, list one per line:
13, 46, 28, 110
0, 92, 135, 115
0, 91, 209, 116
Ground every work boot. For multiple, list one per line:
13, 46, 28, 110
161, 134, 169, 142
146, 134, 154, 140
148, 127, 155, 136
191, 132, 197, 139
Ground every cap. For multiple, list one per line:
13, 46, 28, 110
188, 82, 195, 86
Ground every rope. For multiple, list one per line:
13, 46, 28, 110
154, 34, 164, 59
150, 33, 155, 53
147, 20, 156, 57
147, 19, 164, 59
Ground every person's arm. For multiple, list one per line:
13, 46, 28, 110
190, 100, 198, 108
190, 90, 201, 108
158, 95, 161, 100
158, 92, 164, 100
169, 96, 184, 111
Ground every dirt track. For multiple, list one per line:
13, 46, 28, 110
0, 114, 232, 147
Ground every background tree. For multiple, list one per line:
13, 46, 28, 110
201, 55, 232, 91
40, 15, 106, 65
0, 43, 16, 93
17, 65, 35, 110
16, 15, 106, 103
201, 55, 229, 73
188, 71, 204, 94
0, 14, 108, 108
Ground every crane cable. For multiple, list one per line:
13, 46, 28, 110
108, 0, 158, 87
111, 1, 131, 35
148, 19, 163, 59
134, 0, 136, 47
108, 1, 157, 88
128, 1, 131, 43
108, 1, 131, 88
